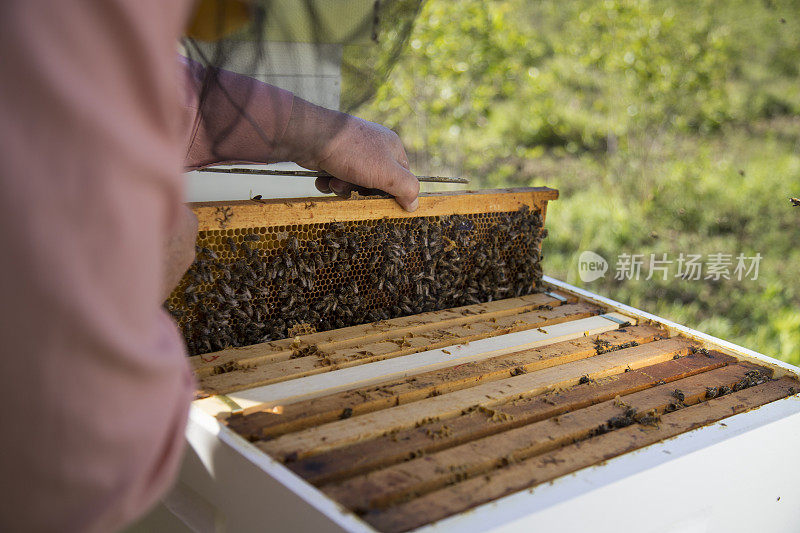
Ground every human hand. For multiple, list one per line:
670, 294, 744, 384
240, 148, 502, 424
162, 205, 198, 301
282, 98, 420, 212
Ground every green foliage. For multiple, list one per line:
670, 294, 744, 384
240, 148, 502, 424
543, 125, 800, 364
348, 0, 800, 363
354, 0, 800, 158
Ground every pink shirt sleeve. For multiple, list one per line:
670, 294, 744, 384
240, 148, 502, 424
0, 1, 198, 531
179, 55, 295, 169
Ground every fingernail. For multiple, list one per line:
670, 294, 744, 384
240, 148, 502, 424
407, 198, 419, 212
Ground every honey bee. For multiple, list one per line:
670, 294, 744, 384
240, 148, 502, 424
225, 237, 238, 254
201, 247, 219, 260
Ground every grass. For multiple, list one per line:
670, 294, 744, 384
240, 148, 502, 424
534, 119, 800, 364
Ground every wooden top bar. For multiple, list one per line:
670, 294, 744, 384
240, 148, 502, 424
191, 187, 558, 231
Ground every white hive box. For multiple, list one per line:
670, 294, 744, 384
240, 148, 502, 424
131, 276, 800, 533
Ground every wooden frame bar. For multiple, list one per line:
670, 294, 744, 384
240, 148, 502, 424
196, 301, 601, 398
258, 337, 696, 461
285, 350, 734, 486
228, 324, 667, 442
323, 363, 767, 512
198, 309, 622, 416
362, 379, 797, 533
191, 188, 559, 231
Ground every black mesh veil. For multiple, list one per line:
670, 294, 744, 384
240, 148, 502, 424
180, 0, 423, 160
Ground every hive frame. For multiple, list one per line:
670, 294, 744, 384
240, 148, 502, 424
170, 188, 558, 356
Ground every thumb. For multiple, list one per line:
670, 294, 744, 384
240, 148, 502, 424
379, 162, 420, 212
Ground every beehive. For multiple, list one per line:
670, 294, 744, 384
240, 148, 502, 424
190, 284, 799, 532
167, 188, 557, 355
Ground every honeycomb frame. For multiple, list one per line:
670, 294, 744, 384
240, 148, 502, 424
166, 188, 558, 355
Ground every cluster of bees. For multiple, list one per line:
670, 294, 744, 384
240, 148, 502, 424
167, 207, 547, 356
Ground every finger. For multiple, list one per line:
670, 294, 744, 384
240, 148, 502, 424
329, 177, 354, 198
315, 176, 332, 194
377, 162, 420, 212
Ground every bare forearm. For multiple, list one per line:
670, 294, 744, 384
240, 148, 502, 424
181, 57, 419, 211
181, 56, 294, 169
